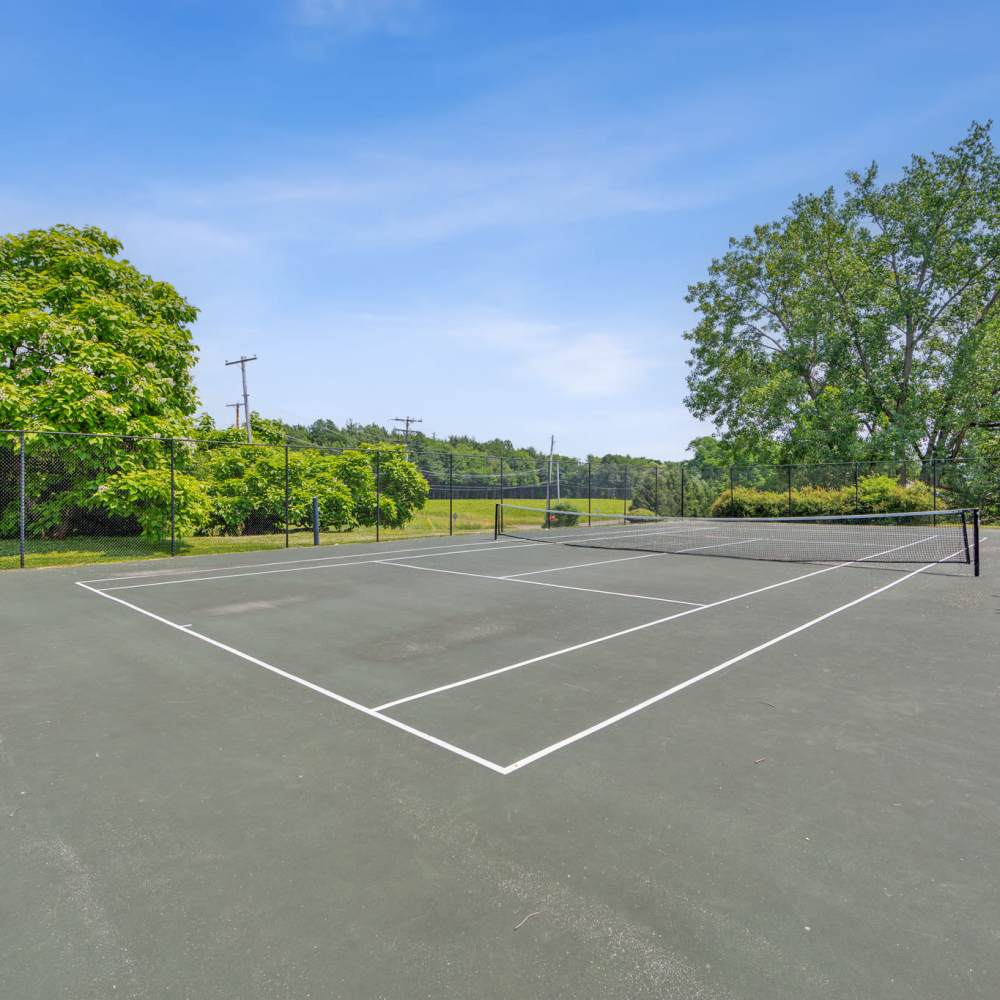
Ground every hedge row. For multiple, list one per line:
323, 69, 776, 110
709, 475, 936, 518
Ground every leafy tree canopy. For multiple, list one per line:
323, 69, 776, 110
0, 225, 200, 436
684, 121, 1000, 464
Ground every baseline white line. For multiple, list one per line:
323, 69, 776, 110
501, 551, 958, 773
94, 542, 546, 592
371, 536, 932, 712
74, 582, 507, 774
501, 552, 660, 578
79, 537, 509, 584
377, 559, 705, 606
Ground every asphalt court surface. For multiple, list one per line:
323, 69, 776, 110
3, 529, 999, 999
71, 534, 983, 771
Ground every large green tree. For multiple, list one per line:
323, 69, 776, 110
0, 224, 199, 435
684, 122, 1000, 464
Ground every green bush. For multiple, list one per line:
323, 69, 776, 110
710, 475, 937, 518
710, 486, 786, 518
94, 468, 211, 541
855, 474, 933, 513
545, 501, 580, 528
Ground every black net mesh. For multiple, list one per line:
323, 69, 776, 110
497, 503, 975, 568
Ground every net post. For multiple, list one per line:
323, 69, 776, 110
973, 508, 980, 577
169, 438, 176, 556
449, 452, 454, 536
284, 445, 290, 547
18, 430, 26, 568
375, 450, 381, 542
680, 463, 685, 518
312, 496, 320, 546
494, 503, 500, 540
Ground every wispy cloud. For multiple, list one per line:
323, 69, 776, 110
293, 0, 423, 34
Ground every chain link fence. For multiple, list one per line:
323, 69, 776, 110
1, 429, 996, 569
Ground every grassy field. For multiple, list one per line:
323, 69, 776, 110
0, 497, 633, 570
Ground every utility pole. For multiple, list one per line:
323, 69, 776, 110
226, 402, 243, 430
392, 416, 423, 456
225, 355, 257, 444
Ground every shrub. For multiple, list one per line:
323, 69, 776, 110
855, 474, 933, 513
94, 468, 211, 541
710, 487, 785, 518
545, 501, 580, 528
709, 475, 938, 518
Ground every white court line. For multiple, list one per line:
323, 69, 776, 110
371, 536, 933, 712
80, 537, 518, 585
501, 552, 661, 578
74, 582, 507, 774
677, 536, 769, 553
377, 559, 706, 607
502, 548, 963, 773
94, 542, 545, 592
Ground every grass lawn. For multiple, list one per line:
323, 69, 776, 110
0, 497, 634, 570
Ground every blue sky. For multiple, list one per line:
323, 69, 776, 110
3, 1, 998, 458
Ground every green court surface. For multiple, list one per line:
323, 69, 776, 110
2, 529, 998, 998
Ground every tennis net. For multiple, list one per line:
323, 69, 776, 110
495, 504, 980, 573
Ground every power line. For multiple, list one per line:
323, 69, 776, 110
225, 355, 257, 444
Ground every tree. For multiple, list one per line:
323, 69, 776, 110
684, 122, 1000, 465
0, 226, 200, 539
0, 225, 199, 435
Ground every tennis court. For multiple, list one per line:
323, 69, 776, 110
3, 512, 998, 999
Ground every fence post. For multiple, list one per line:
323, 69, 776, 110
19, 430, 26, 568
654, 465, 659, 515
729, 466, 734, 512
284, 445, 290, 547
375, 450, 381, 542
312, 496, 320, 545
499, 455, 504, 503
623, 465, 628, 519
786, 465, 792, 517
932, 458, 938, 516
588, 459, 592, 527
680, 464, 685, 518
169, 439, 176, 556
448, 452, 454, 536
